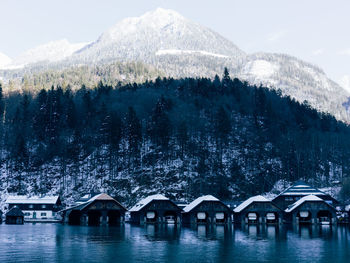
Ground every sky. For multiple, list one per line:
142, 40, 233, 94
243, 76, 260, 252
0, 0, 350, 87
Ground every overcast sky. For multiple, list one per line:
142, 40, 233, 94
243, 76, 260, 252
1, 0, 349, 86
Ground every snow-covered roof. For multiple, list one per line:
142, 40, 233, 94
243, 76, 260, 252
6, 195, 59, 205
233, 195, 270, 213
275, 181, 326, 197
129, 194, 168, 212
183, 195, 219, 213
285, 195, 323, 213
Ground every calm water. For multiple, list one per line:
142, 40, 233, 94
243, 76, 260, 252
0, 223, 349, 263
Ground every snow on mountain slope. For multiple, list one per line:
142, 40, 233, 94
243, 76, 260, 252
1, 8, 350, 122
9, 39, 88, 68
72, 8, 245, 64
0, 52, 12, 69
239, 53, 350, 120
155, 49, 229, 58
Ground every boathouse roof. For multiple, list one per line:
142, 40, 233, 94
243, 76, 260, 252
276, 181, 326, 197
233, 195, 270, 213
285, 195, 324, 213
6, 206, 24, 217
183, 195, 219, 213
129, 194, 168, 212
6, 195, 60, 205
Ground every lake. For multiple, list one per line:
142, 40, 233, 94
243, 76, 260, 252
0, 223, 349, 263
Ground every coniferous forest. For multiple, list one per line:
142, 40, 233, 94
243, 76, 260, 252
1, 69, 350, 206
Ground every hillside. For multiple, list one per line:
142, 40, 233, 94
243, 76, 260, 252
1, 8, 349, 122
0, 70, 349, 207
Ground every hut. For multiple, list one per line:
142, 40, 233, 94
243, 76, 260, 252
129, 194, 182, 225
272, 181, 338, 210
6, 195, 62, 222
233, 195, 283, 225
284, 195, 337, 225
182, 195, 232, 225
61, 193, 127, 226
5, 206, 24, 224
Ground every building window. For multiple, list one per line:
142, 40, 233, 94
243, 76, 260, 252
41, 213, 47, 217
29, 204, 34, 209
42, 204, 46, 209
24, 212, 31, 216
285, 197, 294, 201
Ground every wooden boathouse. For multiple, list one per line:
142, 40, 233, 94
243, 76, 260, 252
182, 195, 232, 225
5, 206, 24, 225
233, 195, 283, 224
129, 194, 182, 225
284, 195, 337, 225
61, 193, 127, 226
272, 181, 338, 210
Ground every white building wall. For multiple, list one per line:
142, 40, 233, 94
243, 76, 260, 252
22, 210, 55, 219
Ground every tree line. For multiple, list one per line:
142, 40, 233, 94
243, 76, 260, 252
0, 69, 349, 204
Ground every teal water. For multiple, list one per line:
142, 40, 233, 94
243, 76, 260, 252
0, 224, 349, 263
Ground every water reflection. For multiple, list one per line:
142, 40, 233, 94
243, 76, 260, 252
0, 223, 349, 262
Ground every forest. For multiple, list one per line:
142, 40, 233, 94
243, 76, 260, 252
0, 68, 349, 206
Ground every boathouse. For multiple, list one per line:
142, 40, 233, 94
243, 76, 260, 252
62, 193, 127, 226
233, 195, 283, 224
272, 181, 338, 210
284, 195, 337, 225
129, 194, 182, 225
6, 195, 62, 222
5, 206, 24, 224
182, 195, 232, 225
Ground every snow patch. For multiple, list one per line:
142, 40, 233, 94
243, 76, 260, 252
233, 195, 269, 213
0, 52, 12, 69
243, 60, 278, 78
285, 195, 323, 212
183, 195, 219, 213
339, 75, 350, 93
156, 49, 228, 58
129, 194, 168, 212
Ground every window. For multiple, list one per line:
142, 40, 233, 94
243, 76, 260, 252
285, 197, 294, 201
41, 213, 47, 217
24, 212, 31, 216
29, 204, 34, 209
41, 204, 46, 209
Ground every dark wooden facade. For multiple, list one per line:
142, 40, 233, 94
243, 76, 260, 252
130, 199, 182, 225
182, 200, 232, 225
5, 207, 24, 225
285, 199, 337, 225
234, 201, 283, 225
62, 194, 127, 226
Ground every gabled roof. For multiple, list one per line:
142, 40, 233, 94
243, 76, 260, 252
285, 195, 330, 213
6, 195, 60, 205
6, 206, 24, 217
183, 195, 220, 213
233, 195, 270, 213
60, 193, 127, 213
129, 194, 169, 212
275, 181, 326, 197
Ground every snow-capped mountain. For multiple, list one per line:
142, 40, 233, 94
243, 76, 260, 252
72, 8, 245, 66
1, 8, 350, 121
239, 53, 350, 121
0, 52, 12, 69
8, 39, 88, 69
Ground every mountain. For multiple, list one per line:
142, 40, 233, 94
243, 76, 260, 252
0, 52, 12, 69
0, 8, 349, 122
7, 39, 88, 69
73, 8, 245, 64
239, 53, 350, 121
